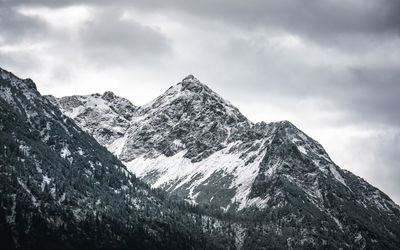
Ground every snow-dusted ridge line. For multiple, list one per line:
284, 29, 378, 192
51, 74, 400, 220
2, 66, 400, 248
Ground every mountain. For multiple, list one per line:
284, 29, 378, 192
50, 75, 400, 249
0, 68, 243, 249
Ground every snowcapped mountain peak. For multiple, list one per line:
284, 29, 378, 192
182, 74, 197, 82
48, 74, 400, 247
51, 75, 400, 211
161, 74, 209, 97
141, 75, 247, 123
179, 74, 206, 92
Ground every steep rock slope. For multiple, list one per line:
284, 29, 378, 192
52, 75, 400, 248
0, 68, 237, 250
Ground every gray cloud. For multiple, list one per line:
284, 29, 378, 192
4, 0, 400, 52
336, 66, 400, 126
208, 33, 400, 127
110, 0, 400, 51
6, 0, 400, 33
78, 8, 171, 66
370, 132, 400, 203
0, 50, 38, 75
0, 6, 48, 43
337, 130, 400, 204
0, 3, 171, 74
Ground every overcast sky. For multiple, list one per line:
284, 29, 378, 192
1, 0, 399, 203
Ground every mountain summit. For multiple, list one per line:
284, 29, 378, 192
51, 75, 400, 248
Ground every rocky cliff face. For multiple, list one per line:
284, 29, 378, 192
50, 75, 400, 248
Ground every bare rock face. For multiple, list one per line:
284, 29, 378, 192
52, 75, 400, 249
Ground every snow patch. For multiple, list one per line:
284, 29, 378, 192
19, 144, 31, 156
297, 145, 307, 155
108, 136, 126, 157
77, 148, 84, 155
331, 216, 343, 231
41, 175, 51, 191
17, 178, 40, 207
58, 193, 66, 204
329, 165, 350, 189
60, 145, 71, 159
125, 140, 269, 210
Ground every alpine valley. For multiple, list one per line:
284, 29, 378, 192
1, 67, 399, 249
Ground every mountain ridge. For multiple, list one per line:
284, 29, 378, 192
1, 66, 399, 248
49, 75, 399, 210
0, 67, 239, 249
50, 75, 400, 249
